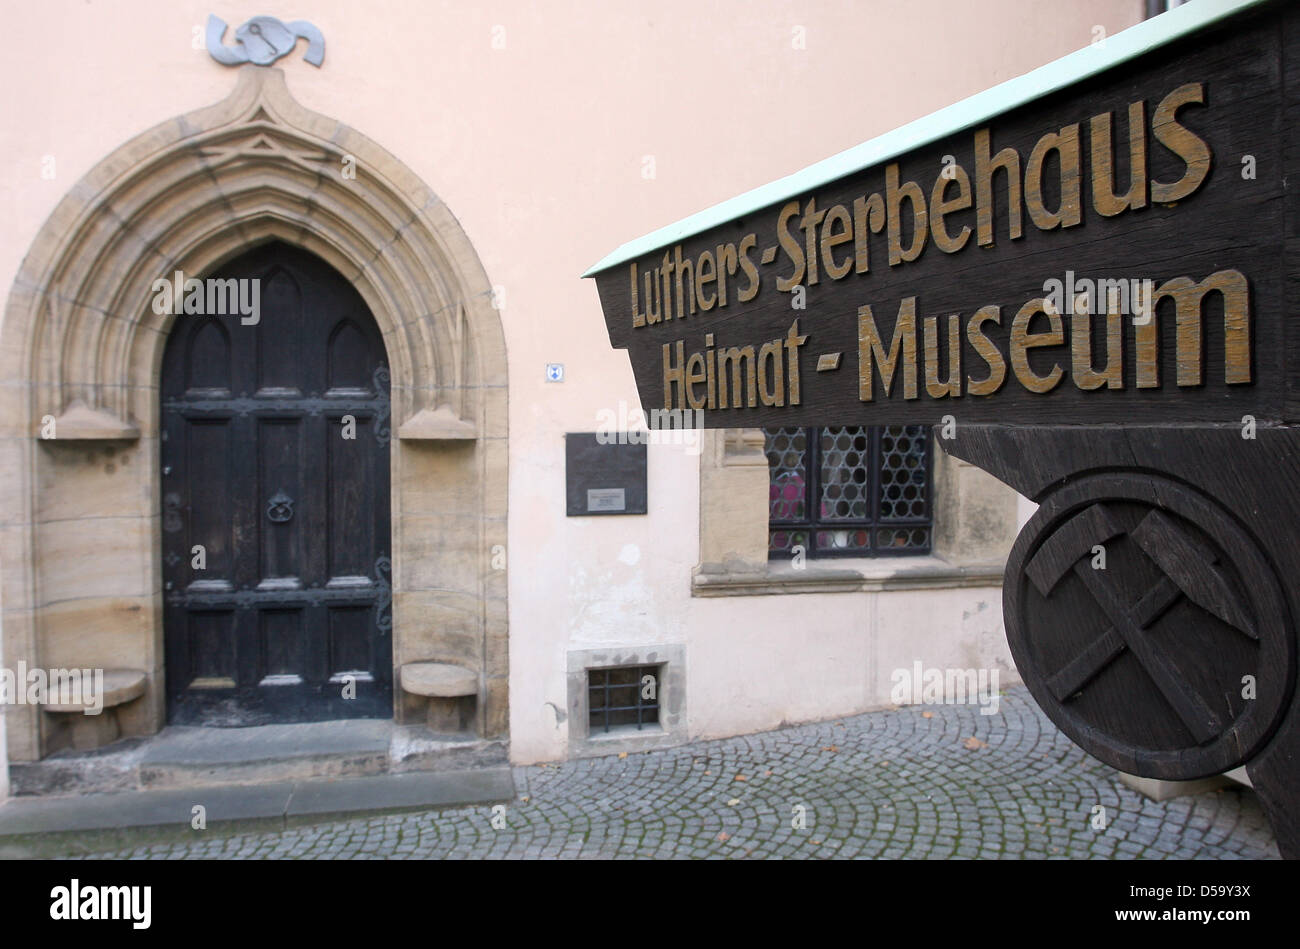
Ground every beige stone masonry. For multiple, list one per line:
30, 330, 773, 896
0, 65, 509, 759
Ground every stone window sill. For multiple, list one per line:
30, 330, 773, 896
691, 555, 1006, 597
574, 724, 681, 757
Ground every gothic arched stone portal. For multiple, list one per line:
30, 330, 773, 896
0, 66, 508, 759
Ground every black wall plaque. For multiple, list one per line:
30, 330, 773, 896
565, 433, 648, 516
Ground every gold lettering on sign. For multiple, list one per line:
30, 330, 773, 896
923, 314, 962, 398
1157, 269, 1250, 386
846, 269, 1247, 403
776, 200, 805, 291
661, 321, 808, 410
1025, 124, 1082, 230
1009, 299, 1064, 393
685, 350, 707, 409
623, 79, 1254, 422
758, 339, 785, 406
1070, 295, 1124, 391
1150, 83, 1212, 203
966, 306, 1006, 397
801, 198, 828, 286
736, 233, 761, 303
886, 164, 928, 266
660, 251, 675, 321
853, 192, 885, 275
716, 242, 738, 306
785, 320, 808, 405
695, 250, 717, 311
704, 333, 717, 408
624, 80, 1221, 330
1135, 270, 1251, 388
717, 344, 756, 408
643, 261, 663, 324
663, 340, 686, 408
974, 128, 1023, 247
673, 245, 696, 319
630, 262, 644, 328
929, 163, 973, 254
820, 203, 855, 280
1090, 101, 1148, 217
858, 298, 918, 402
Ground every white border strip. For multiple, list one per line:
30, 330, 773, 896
583, 0, 1269, 277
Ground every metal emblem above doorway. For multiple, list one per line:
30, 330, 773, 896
206, 14, 325, 67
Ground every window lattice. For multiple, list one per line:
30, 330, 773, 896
765, 425, 931, 558
588, 665, 661, 733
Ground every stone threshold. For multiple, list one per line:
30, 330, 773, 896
0, 766, 518, 857
692, 557, 1006, 597
10, 719, 509, 796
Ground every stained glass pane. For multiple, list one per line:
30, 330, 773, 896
763, 425, 931, 558
765, 427, 807, 522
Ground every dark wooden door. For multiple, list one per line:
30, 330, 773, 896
161, 241, 393, 725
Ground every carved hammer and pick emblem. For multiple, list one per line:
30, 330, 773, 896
1027, 503, 1256, 743
1002, 475, 1292, 782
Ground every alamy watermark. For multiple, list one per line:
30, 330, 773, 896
50, 879, 151, 929
595, 401, 703, 455
890, 661, 1001, 716
151, 270, 261, 325
1042, 270, 1154, 323
0, 662, 105, 715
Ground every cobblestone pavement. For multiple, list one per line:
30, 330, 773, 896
64, 687, 1278, 859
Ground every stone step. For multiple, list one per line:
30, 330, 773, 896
0, 766, 518, 857
9, 719, 509, 796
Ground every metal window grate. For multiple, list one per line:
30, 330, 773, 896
588, 664, 661, 733
765, 425, 932, 558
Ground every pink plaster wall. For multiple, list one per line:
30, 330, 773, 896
0, 1, 1143, 768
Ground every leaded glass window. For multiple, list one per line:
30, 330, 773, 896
764, 425, 932, 558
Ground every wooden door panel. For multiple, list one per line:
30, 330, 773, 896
185, 418, 236, 582
260, 608, 305, 682
257, 416, 304, 584
327, 319, 373, 391
187, 320, 232, 393
326, 414, 377, 581
255, 267, 303, 393
189, 610, 237, 688
162, 241, 392, 725
328, 604, 376, 677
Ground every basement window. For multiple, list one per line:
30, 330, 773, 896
588, 664, 662, 734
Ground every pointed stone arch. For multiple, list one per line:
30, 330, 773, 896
0, 66, 508, 760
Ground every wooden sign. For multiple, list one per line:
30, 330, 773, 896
586, 0, 1300, 858
591, 2, 1293, 430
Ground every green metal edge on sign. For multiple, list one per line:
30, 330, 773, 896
582, 0, 1270, 278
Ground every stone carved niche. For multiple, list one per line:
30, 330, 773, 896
0, 66, 509, 759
